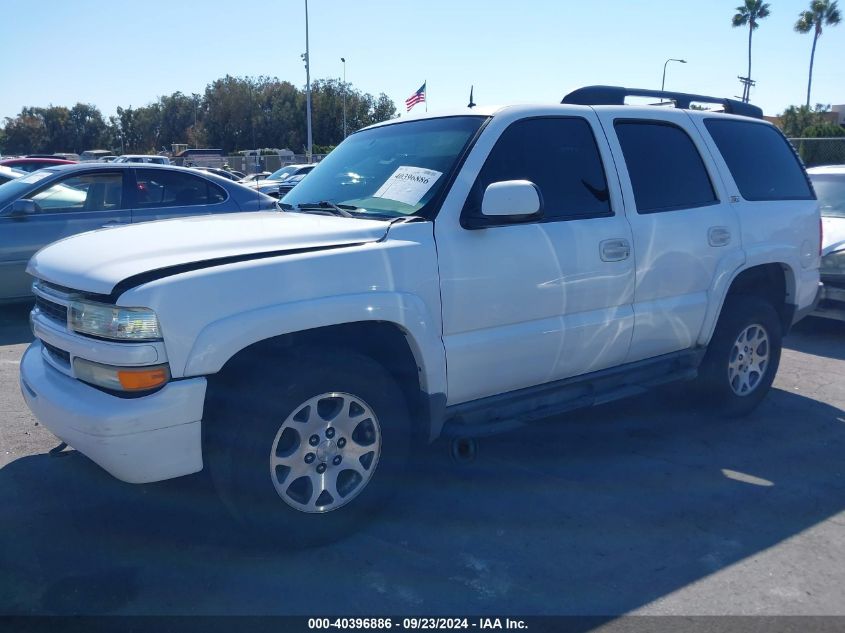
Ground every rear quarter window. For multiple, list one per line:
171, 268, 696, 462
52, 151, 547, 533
704, 119, 814, 201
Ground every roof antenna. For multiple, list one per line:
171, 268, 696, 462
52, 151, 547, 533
467, 85, 476, 109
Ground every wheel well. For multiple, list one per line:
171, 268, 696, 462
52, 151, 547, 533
213, 321, 426, 430
725, 264, 793, 331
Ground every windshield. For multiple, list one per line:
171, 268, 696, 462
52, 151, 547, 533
268, 165, 299, 181
0, 169, 58, 208
283, 116, 487, 217
811, 174, 845, 218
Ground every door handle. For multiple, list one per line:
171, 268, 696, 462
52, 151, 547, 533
600, 238, 631, 262
708, 226, 731, 247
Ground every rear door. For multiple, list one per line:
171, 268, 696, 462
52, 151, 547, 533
0, 170, 129, 300
595, 108, 743, 362
130, 168, 233, 222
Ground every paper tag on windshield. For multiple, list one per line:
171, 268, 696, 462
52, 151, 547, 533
372, 166, 442, 206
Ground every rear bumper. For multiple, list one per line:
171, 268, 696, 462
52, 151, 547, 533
812, 282, 845, 322
20, 341, 207, 483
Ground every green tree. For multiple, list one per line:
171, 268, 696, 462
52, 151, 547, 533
40, 106, 73, 152
203, 75, 258, 153
779, 103, 831, 136
2, 109, 48, 154
795, 0, 842, 107
255, 79, 304, 151
156, 92, 197, 149
732, 0, 771, 102
67, 103, 109, 152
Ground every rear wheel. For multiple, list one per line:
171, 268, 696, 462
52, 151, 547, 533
204, 347, 412, 546
695, 296, 782, 417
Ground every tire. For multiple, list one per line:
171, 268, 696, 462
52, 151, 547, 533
694, 295, 782, 417
204, 347, 412, 546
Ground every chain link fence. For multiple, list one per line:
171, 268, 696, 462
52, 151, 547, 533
788, 138, 845, 167
172, 154, 328, 173
225, 154, 327, 174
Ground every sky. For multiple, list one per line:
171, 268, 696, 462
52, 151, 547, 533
1, 0, 843, 123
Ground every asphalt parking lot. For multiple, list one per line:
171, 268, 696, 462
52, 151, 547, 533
0, 303, 843, 616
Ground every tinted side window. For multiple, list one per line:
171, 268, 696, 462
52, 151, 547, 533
134, 170, 225, 207
615, 121, 717, 214
705, 119, 813, 201
465, 117, 612, 221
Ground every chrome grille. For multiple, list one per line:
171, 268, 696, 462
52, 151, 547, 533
35, 296, 68, 325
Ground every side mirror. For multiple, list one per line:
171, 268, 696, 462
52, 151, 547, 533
481, 180, 542, 218
8, 199, 38, 217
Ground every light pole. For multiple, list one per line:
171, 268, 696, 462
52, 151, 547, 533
661, 58, 686, 92
303, 0, 313, 162
341, 57, 347, 139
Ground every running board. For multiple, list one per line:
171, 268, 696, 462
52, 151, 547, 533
441, 350, 702, 438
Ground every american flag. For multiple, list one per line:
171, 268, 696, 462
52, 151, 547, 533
405, 83, 426, 111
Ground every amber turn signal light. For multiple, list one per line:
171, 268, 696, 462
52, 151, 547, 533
117, 366, 170, 391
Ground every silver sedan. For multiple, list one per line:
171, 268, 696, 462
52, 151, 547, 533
0, 163, 278, 302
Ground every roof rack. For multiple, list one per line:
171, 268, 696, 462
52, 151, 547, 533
562, 85, 763, 119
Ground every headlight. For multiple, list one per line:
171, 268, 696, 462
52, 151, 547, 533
69, 300, 161, 341
820, 249, 845, 276
73, 358, 170, 392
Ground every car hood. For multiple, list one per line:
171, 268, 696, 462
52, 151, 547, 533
822, 216, 845, 255
28, 211, 390, 296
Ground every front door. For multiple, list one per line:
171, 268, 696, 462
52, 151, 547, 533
435, 109, 636, 405
0, 170, 129, 300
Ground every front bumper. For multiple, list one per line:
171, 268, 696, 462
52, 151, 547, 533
812, 282, 845, 322
20, 341, 207, 483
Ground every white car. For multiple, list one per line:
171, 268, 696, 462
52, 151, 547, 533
809, 165, 845, 321
113, 155, 170, 165
0, 165, 25, 185
20, 86, 820, 543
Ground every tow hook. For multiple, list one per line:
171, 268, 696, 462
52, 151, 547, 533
48, 442, 69, 457
450, 437, 477, 463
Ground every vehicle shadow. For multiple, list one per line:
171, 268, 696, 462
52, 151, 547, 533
1, 386, 843, 616
786, 316, 845, 361
0, 302, 34, 346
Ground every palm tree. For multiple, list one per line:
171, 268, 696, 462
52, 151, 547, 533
732, 0, 771, 103
795, 0, 842, 107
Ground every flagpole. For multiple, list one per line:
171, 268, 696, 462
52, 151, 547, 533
425, 79, 427, 112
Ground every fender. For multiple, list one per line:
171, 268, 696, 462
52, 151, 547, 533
696, 244, 799, 346
183, 291, 447, 399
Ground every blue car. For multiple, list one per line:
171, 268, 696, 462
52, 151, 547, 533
0, 163, 278, 302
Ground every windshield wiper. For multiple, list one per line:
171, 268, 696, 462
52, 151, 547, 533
294, 201, 357, 218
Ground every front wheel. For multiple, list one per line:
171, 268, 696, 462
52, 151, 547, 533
204, 348, 412, 546
694, 296, 783, 417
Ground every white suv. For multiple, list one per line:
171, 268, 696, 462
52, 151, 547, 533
19, 87, 821, 543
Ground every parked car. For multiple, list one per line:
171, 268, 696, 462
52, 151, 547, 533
193, 167, 247, 182
0, 165, 26, 185
19, 86, 820, 544
252, 164, 316, 198
97, 156, 118, 163
80, 150, 113, 162
0, 163, 277, 301
0, 157, 76, 173
809, 165, 845, 321
113, 155, 170, 165
238, 171, 271, 184
276, 172, 308, 198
